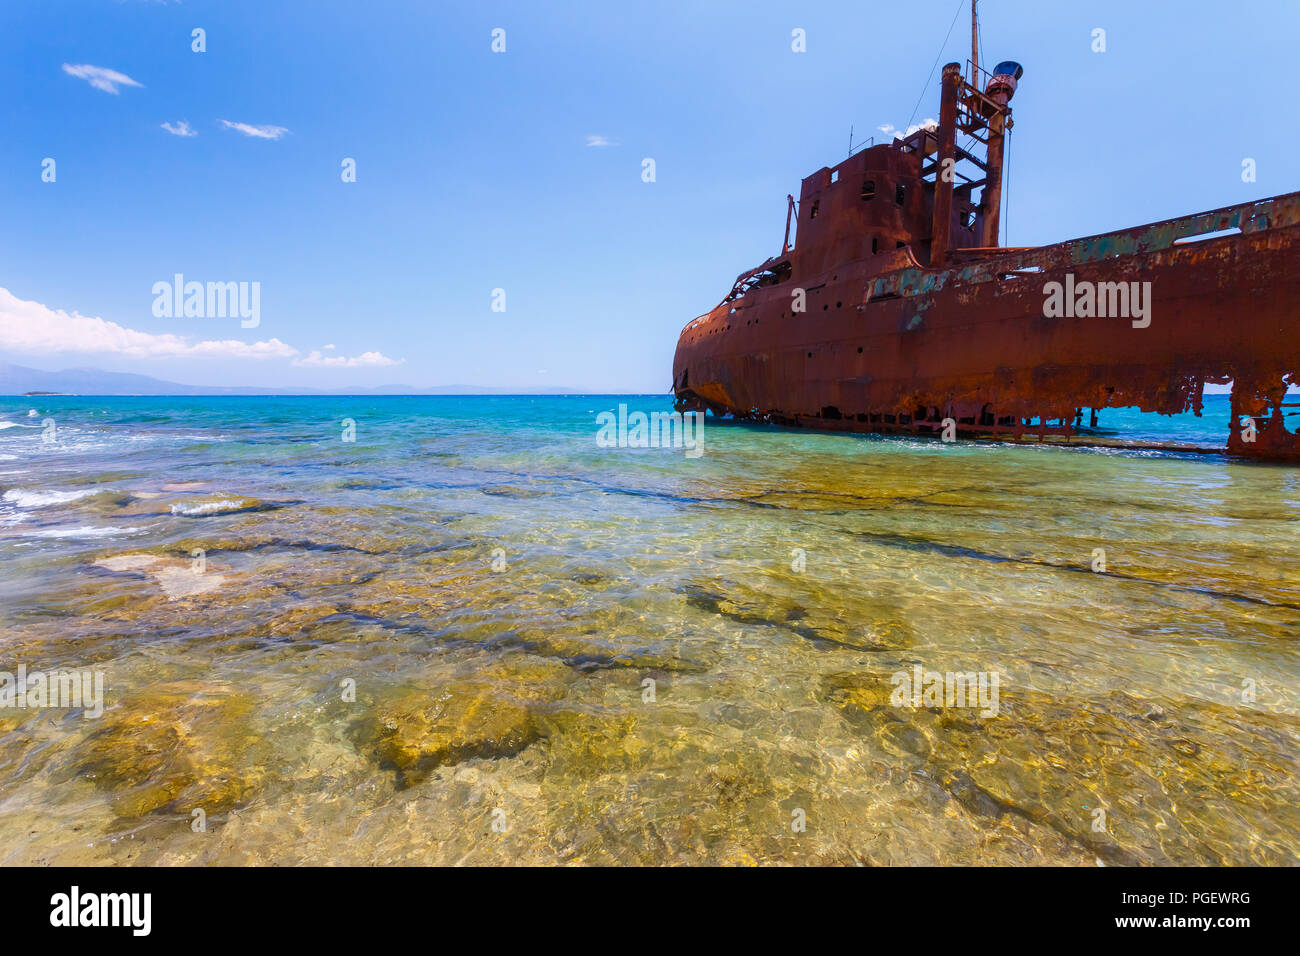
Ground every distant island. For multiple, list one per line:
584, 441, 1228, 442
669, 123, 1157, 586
0, 363, 590, 397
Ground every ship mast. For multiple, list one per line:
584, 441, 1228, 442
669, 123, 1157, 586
928, 2, 1022, 265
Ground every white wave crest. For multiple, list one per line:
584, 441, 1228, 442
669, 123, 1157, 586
169, 498, 251, 517
2, 487, 99, 508
13, 524, 143, 539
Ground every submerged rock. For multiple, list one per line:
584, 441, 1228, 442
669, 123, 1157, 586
349, 656, 570, 787
162, 481, 209, 492
93, 552, 228, 600
58, 681, 266, 819
822, 674, 1300, 865
679, 579, 909, 652
480, 484, 546, 499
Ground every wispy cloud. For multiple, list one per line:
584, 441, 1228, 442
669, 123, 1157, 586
219, 120, 290, 140
0, 287, 296, 361
877, 118, 937, 141
161, 120, 197, 138
585, 134, 618, 148
292, 350, 403, 368
62, 63, 143, 95
1, 287, 405, 369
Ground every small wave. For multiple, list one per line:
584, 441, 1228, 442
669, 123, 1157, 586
14, 524, 144, 539
2, 487, 100, 508
169, 498, 254, 517
0, 421, 27, 430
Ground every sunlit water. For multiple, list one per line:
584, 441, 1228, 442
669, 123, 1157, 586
0, 395, 1296, 865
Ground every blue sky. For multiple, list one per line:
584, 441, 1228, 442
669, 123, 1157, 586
1, 0, 1295, 392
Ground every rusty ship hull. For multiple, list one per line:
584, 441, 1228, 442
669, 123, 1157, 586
671, 53, 1300, 461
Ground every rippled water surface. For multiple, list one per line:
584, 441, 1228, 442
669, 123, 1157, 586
0, 395, 1297, 865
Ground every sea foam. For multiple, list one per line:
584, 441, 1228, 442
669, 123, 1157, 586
169, 498, 252, 517
2, 487, 100, 508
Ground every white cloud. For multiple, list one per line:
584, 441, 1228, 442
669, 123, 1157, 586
62, 63, 144, 95
0, 287, 296, 360
292, 350, 403, 368
877, 119, 938, 141
161, 120, 197, 137
219, 120, 290, 140
1, 288, 403, 372
585, 134, 618, 148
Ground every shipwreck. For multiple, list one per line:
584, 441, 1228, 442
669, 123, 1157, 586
671, 4, 1299, 461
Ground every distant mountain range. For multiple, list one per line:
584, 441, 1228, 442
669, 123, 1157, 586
0, 363, 587, 396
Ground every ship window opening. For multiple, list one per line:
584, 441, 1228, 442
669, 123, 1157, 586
806, 352, 813, 358
1174, 226, 1242, 245
963, 210, 977, 228
861, 179, 876, 200
823, 304, 828, 311
896, 241, 905, 249
895, 185, 906, 205
857, 346, 863, 353
810, 201, 819, 219
836, 301, 842, 308
872, 237, 879, 254
830, 170, 839, 184
820, 406, 842, 420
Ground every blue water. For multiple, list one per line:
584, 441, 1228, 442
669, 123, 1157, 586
0, 393, 1296, 865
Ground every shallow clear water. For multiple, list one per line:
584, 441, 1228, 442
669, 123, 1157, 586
0, 395, 1296, 865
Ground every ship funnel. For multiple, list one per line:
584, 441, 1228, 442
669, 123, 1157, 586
976, 61, 1021, 248
985, 61, 1023, 104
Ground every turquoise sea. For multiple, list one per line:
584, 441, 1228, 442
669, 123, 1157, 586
0, 394, 1297, 864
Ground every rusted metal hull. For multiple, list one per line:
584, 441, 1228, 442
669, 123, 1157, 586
673, 192, 1300, 460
